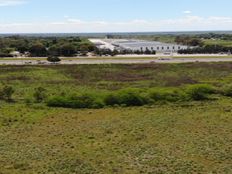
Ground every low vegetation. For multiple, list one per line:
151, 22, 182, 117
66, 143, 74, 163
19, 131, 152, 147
47, 84, 217, 109
0, 63, 232, 173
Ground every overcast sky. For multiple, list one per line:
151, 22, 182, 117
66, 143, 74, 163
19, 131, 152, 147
0, 0, 232, 33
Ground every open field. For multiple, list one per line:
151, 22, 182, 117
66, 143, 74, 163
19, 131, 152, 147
0, 63, 232, 173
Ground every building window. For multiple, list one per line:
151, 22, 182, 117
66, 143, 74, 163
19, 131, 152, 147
173, 46, 175, 50
157, 47, 159, 50
167, 47, 169, 50
162, 47, 164, 50
178, 46, 181, 50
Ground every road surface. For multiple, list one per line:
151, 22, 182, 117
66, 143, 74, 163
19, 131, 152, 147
1, 58, 232, 65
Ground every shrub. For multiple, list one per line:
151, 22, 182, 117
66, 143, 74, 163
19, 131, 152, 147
47, 56, 61, 63
185, 84, 215, 101
222, 85, 232, 97
104, 93, 120, 106
148, 88, 185, 102
116, 88, 148, 106
46, 85, 218, 110
47, 96, 70, 108
33, 87, 47, 103
0, 86, 14, 102
47, 93, 104, 109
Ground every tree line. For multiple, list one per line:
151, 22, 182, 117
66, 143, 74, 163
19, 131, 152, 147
178, 45, 232, 54
0, 36, 95, 57
0, 35, 157, 57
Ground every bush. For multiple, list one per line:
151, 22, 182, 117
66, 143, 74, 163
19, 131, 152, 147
48, 89, 149, 109
104, 89, 148, 107
47, 85, 218, 110
47, 93, 104, 109
115, 88, 148, 106
47, 56, 61, 63
148, 88, 186, 102
185, 84, 215, 101
104, 93, 120, 106
0, 86, 14, 102
221, 85, 232, 97
33, 87, 47, 103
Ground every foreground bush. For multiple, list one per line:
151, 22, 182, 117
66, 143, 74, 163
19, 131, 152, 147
47, 85, 217, 109
148, 88, 186, 102
104, 93, 120, 106
0, 86, 15, 102
33, 87, 47, 103
221, 85, 232, 97
47, 93, 104, 109
105, 88, 149, 106
185, 84, 215, 101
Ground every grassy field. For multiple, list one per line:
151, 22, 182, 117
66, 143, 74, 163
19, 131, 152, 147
0, 63, 232, 173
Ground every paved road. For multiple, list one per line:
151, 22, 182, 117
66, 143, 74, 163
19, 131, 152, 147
1, 58, 232, 65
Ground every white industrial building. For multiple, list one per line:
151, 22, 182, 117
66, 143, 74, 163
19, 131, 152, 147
112, 40, 189, 52
89, 39, 189, 52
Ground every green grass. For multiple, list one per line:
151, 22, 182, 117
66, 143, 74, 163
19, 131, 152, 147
0, 63, 232, 173
1, 63, 232, 101
0, 100, 231, 173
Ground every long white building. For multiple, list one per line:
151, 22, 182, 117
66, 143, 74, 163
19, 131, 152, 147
113, 40, 188, 52
89, 39, 189, 52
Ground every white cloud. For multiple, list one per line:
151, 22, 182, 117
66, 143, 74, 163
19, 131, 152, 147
183, 10, 192, 14
0, 15, 232, 33
0, 0, 26, 6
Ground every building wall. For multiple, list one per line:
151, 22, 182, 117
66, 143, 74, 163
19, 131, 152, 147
124, 45, 188, 52
90, 39, 190, 52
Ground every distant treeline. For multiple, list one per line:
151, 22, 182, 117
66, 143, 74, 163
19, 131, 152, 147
176, 33, 232, 54
0, 36, 95, 57
1, 33, 232, 57
178, 45, 232, 54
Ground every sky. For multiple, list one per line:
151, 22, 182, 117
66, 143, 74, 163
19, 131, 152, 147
0, 0, 232, 33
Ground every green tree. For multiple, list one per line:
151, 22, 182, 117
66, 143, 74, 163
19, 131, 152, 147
48, 45, 59, 56
47, 55, 61, 63
29, 42, 47, 57
59, 44, 76, 57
